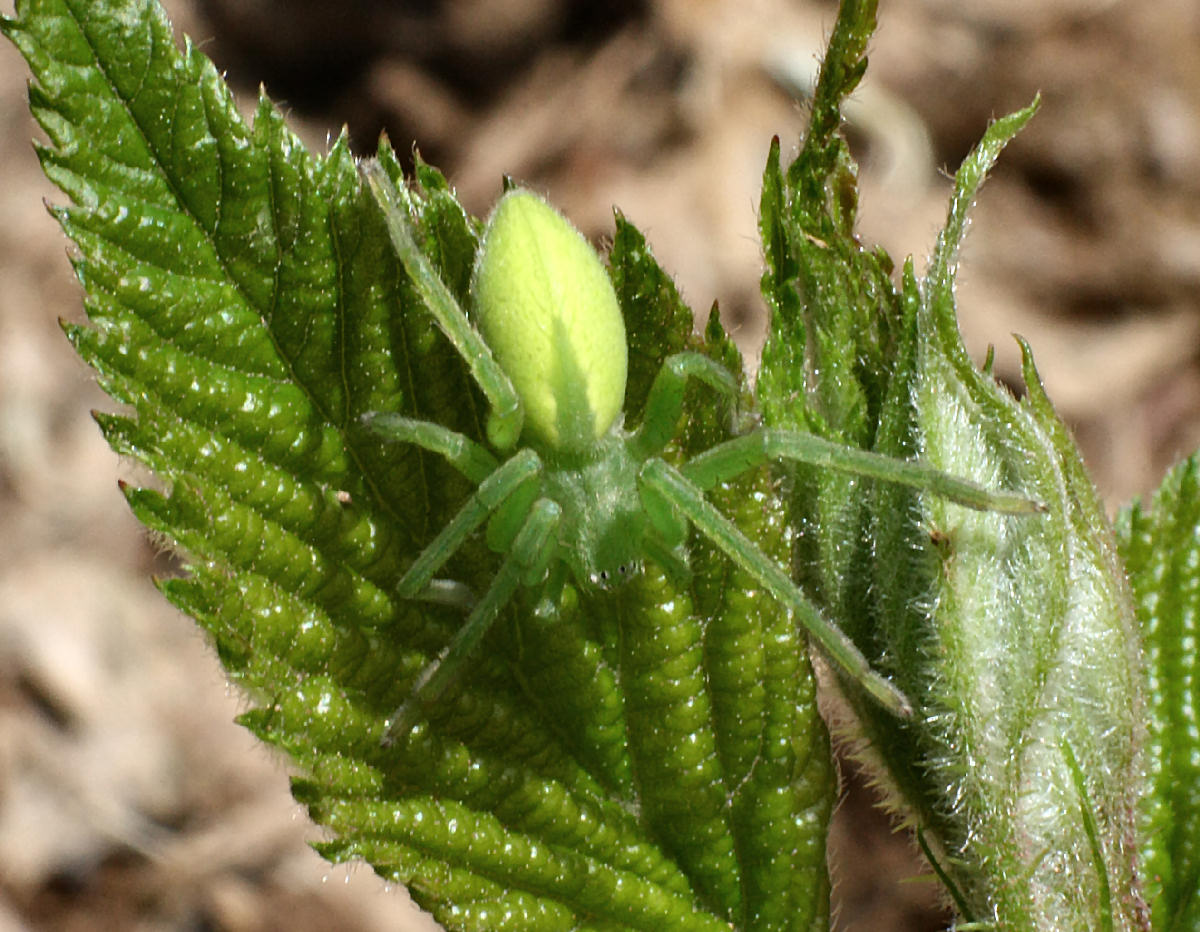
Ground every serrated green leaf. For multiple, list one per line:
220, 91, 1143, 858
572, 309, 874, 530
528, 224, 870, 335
5, 0, 834, 928
609, 212, 695, 428
1118, 456, 1200, 931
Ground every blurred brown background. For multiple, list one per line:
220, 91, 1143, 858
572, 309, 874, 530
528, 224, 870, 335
1, 0, 1198, 929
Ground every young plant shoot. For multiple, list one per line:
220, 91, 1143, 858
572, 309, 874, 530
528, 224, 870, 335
361, 161, 1041, 744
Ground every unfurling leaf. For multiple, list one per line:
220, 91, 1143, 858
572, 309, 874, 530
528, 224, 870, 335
757, 4, 1149, 924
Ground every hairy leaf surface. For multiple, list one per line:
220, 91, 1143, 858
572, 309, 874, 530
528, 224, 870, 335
1119, 457, 1200, 931
757, 1, 1148, 927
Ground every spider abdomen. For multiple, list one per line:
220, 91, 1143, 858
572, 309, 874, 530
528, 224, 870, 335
473, 190, 628, 456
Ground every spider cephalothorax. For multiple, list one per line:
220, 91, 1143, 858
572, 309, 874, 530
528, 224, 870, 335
361, 162, 1040, 744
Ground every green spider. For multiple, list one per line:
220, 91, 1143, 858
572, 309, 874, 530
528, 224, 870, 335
360, 162, 1039, 745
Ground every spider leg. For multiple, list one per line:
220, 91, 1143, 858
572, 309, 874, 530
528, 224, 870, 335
362, 160, 524, 450
361, 413, 499, 483
630, 351, 741, 459
396, 449, 542, 599
362, 413, 526, 607
683, 428, 1044, 514
384, 498, 562, 745
639, 458, 913, 718
362, 409, 542, 581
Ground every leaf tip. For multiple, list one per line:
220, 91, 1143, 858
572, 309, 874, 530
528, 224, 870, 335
1012, 332, 1052, 406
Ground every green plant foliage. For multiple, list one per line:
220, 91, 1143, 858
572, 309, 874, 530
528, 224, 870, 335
3, 0, 832, 928
758, 1, 1148, 928
1119, 456, 1200, 931
8, 0, 1174, 927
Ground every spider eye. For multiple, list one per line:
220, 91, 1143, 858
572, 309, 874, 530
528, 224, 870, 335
587, 562, 640, 590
